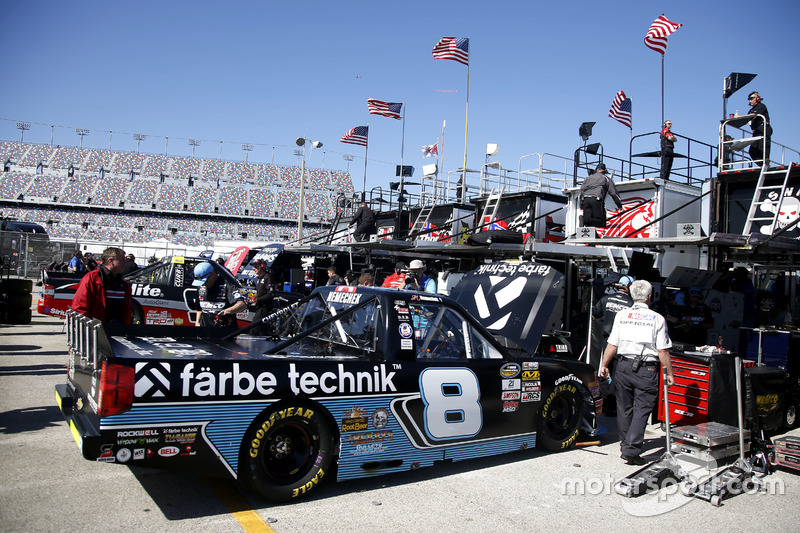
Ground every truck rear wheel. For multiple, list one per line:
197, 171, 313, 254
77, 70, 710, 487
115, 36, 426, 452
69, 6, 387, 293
538, 383, 584, 451
131, 302, 144, 325
242, 403, 334, 502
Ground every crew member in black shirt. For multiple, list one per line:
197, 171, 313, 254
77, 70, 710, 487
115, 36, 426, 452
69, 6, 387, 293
579, 163, 623, 227
592, 275, 634, 414
251, 259, 276, 335
746, 91, 772, 165
193, 261, 247, 328
351, 201, 377, 242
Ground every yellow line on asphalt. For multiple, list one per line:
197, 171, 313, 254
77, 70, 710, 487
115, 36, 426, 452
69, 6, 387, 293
204, 478, 276, 533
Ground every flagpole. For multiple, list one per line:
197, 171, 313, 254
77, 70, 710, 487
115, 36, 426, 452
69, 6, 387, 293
399, 105, 406, 205
629, 98, 633, 176
661, 55, 665, 125
362, 123, 369, 195
462, 54, 470, 197
440, 120, 445, 199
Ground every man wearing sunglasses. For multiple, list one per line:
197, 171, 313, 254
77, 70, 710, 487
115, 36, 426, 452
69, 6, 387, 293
659, 120, 677, 180
746, 91, 772, 166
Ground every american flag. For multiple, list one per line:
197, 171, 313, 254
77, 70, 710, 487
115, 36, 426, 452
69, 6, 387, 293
432, 37, 469, 66
367, 99, 403, 120
609, 91, 632, 129
340, 126, 368, 147
421, 143, 438, 157
644, 14, 682, 55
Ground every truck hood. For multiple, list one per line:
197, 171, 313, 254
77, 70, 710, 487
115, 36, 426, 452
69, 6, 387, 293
451, 261, 564, 355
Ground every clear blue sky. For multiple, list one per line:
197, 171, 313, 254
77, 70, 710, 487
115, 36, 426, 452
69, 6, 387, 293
2, 0, 798, 193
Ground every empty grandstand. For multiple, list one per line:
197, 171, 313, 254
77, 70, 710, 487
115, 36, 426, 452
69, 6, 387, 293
0, 140, 355, 249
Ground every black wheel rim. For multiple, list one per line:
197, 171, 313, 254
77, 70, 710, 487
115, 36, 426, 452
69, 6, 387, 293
260, 422, 317, 482
545, 395, 576, 438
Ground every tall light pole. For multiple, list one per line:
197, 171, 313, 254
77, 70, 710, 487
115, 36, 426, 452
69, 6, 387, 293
188, 139, 200, 158
133, 134, 146, 154
342, 154, 354, 173
294, 137, 322, 241
16, 122, 30, 143
241, 143, 253, 163
76, 128, 89, 149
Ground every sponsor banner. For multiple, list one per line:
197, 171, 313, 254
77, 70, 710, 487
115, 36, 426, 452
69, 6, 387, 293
128, 359, 399, 401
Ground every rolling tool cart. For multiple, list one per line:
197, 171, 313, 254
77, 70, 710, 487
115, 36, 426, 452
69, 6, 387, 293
670, 421, 750, 465
614, 368, 688, 497
691, 357, 760, 506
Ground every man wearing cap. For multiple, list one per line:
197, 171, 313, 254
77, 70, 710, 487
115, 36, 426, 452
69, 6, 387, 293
598, 280, 674, 465
592, 275, 634, 414
251, 259, 277, 334
405, 260, 436, 294
579, 163, 623, 228
121, 253, 139, 275
381, 261, 407, 289
674, 286, 714, 346
350, 201, 377, 242
192, 261, 247, 328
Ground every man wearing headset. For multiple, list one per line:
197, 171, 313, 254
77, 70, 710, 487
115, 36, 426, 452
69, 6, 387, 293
746, 91, 771, 166
659, 120, 677, 180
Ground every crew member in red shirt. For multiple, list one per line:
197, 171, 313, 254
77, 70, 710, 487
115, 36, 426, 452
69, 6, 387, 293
71, 247, 132, 323
381, 262, 407, 289
659, 120, 677, 180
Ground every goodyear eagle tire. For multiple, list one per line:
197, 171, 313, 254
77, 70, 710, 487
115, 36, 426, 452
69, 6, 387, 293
2, 279, 33, 294
538, 382, 585, 452
243, 403, 334, 502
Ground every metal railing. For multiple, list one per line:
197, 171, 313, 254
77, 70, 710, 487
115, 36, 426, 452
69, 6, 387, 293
719, 114, 800, 172
626, 131, 718, 186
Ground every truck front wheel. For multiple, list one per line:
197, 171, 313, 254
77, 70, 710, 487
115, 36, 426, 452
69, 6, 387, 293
538, 383, 585, 451
242, 403, 335, 502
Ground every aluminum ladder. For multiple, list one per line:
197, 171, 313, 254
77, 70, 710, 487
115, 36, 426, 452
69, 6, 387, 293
478, 189, 504, 231
742, 164, 794, 235
409, 205, 435, 239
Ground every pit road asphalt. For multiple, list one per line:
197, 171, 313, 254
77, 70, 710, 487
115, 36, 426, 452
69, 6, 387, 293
1, 306, 799, 533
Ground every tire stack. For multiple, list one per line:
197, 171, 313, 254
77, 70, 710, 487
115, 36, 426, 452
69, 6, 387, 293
0, 278, 33, 324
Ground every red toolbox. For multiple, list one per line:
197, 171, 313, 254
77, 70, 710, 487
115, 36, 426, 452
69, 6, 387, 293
658, 350, 755, 426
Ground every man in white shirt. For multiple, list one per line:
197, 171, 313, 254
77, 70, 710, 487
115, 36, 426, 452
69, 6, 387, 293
598, 280, 674, 465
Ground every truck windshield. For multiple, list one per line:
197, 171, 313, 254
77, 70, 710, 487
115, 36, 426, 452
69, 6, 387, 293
282, 294, 380, 356
409, 301, 503, 361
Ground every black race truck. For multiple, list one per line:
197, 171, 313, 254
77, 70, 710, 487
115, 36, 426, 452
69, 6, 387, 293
55, 261, 602, 501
